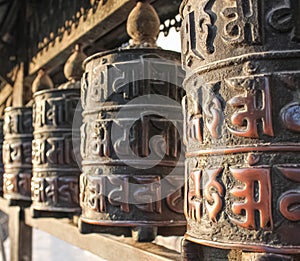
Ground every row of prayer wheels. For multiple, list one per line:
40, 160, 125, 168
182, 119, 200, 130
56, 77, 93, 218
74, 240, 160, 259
0, 0, 299, 259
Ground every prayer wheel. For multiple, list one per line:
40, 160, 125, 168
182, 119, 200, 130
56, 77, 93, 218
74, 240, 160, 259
79, 1, 186, 241
31, 88, 81, 216
181, 0, 300, 259
3, 107, 32, 206
31, 47, 85, 217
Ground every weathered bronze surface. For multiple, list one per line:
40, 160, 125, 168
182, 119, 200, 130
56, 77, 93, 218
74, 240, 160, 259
79, 48, 186, 239
181, 0, 300, 255
79, 1, 186, 241
31, 88, 81, 214
3, 107, 33, 204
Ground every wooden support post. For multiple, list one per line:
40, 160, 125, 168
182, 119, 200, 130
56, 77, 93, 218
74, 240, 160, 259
12, 64, 25, 107
8, 207, 32, 261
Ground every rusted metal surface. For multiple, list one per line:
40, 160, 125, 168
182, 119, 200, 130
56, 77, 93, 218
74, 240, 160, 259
31, 88, 81, 214
3, 107, 32, 204
181, 0, 300, 255
80, 47, 186, 239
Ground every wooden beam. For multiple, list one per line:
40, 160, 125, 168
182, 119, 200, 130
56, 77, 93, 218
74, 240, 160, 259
0, 198, 181, 261
28, 0, 182, 78
12, 63, 24, 107
8, 207, 32, 261
0, 84, 13, 106
29, 0, 136, 75
24, 208, 180, 261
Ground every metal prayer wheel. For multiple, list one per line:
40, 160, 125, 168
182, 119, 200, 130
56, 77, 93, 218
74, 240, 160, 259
79, 1, 186, 241
31, 88, 81, 216
181, 0, 300, 258
0, 120, 4, 197
3, 107, 33, 206
79, 47, 186, 240
30, 46, 85, 217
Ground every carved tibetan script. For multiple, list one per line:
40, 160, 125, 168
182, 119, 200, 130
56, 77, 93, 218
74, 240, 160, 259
226, 77, 274, 138
204, 168, 224, 222
221, 0, 261, 44
268, 0, 300, 43
187, 168, 224, 222
181, 0, 216, 63
277, 167, 300, 221
187, 170, 202, 222
230, 167, 272, 230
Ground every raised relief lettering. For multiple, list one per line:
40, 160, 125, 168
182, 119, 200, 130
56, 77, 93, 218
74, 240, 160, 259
91, 66, 107, 102
226, 77, 274, 138
165, 176, 184, 214
183, 95, 203, 144
221, 0, 261, 44
268, 0, 300, 42
203, 84, 223, 139
45, 97, 77, 127
46, 137, 64, 164
31, 177, 43, 203
230, 167, 272, 230
4, 174, 17, 194
34, 100, 47, 128
32, 176, 79, 205
4, 114, 18, 135
277, 167, 300, 221
107, 176, 130, 213
18, 173, 31, 197
133, 177, 162, 213
149, 116, 180, 159
44, 178, 58, 204
181, 0, 216, 65
32, 177, 44, 203
111, 61, 141, 99
86, 176, 106, 213
113, 120, 134, 156
10, 143, 22, 164
145, 60, 181, 92
34, 137, 75, 165
58, 177, 79, 205
32, 139, 46, 165
91, 121, 110, 157
3, 142, 32, 165
187, 170, 202, 222
204, 168, 224, 222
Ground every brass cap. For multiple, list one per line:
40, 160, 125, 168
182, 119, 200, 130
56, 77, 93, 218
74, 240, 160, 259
64, 44, 87, 82
127, 0, 160, 47
32, 69, 54, 94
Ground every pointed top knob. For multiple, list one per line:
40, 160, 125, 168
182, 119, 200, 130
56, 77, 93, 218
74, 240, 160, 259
64, 44, 87, 82
127, 0, 160, 47
32, 69, 54, 94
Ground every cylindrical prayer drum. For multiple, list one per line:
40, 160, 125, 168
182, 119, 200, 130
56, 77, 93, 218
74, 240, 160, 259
3, 107, 33, 205
181, 0, 300, 256
79, 48, 186, 240
0, 119, 4, 197
31, 89, 81, 216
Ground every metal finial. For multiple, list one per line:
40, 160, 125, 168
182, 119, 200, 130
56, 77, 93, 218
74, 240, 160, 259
32, 69, 54, 94
126, 0, 160, 47
64, 44, 87, 82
